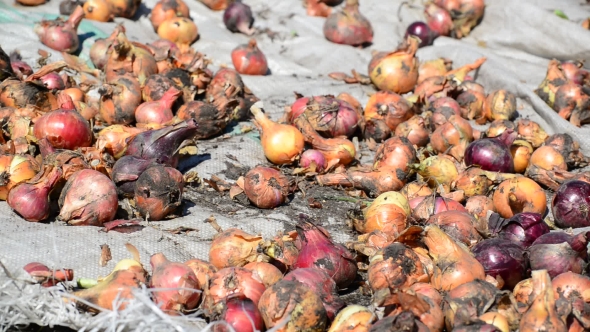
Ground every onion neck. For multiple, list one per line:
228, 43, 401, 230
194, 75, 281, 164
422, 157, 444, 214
35, 165, 63, 192
66, 6, 85, 30
250, 103, 275, 132
58, 93, 75, 110
496, 129, 517, 147
150, 253, 169, 270
294, 115, 324, 144
569, 231, 589, 254
160, 88, 182, 109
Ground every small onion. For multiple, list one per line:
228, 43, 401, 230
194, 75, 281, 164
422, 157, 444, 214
368, 36, 419, 94
323, 0, 373, 46
209, 228, 264, 269
243, 166, 290, 209
157, 17, 198, 45
134, 165, 184, 221
150, 253, 200, 313
205, 267, 266, 310
472, 237, 527, 290
552, 180, 590, 229
231, 39, 268, 76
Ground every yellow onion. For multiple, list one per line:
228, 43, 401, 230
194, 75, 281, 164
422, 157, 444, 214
368, 36, 419, 94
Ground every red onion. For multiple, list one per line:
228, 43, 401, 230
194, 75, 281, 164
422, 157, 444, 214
424, 2, 452, 37
528, 231, 589, 278
33, 94, 92, 150
205, 267, 266, 310
464, 129, 516, 173
561, 61, 589, 86
150, 253, 201, 313
10, 60, 33, 80
40, 72, 65, 90
7, 165, 62, 222
125, 119, 198, 167
299, 149, 328, 172
213, 297, 264, 332
290, 95, 360, 138
58, 169, 118, 226
283, 268, 345, 321
134, 87, 181, 125
223, 0, 255, 35
472, 237, 527, 290
34, 5, 84, 53
323, 0, 373, 46
243, 167, 290, 209
405, 22, 433, 47
552, 180, 590, 229
231, 39, 268, 76
410, 196, 467, 222
111, 156, 158, 197
135, 165, 184, 221
488, 212, 549, 248
23, 262, 73, 287
293, 215, 357, 288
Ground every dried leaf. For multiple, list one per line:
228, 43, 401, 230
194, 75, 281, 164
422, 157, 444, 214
125, 243, 141, 263
229, 184, 244, 199
99, 244, 112, 267
307, 197, 322, 208
204, 215, 223, 233
165, 226, 199, 234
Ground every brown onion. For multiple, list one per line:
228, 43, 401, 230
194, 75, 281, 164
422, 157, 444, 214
369, 36, 419, 93
83, 0, 113, 22
243, 262, 282, 288
294, 115, 356, 166
290, 95, 360, 139
209, 228, 264, 269
430, 114, 473, 161
357, 191, 409, 237
150, 0, 190, 30
158, 17, 199, 46
465, 195, 495, 220
515, 119, 548, 148
323, 0, 373, 46
205, 267, 266, 311
493, 177, 546, 218
373, 136, 416, 172
176, 101, 232, 140
316, 166, 406, 197
401, 181, 433, 201
368, 243, 429, 295
185, 259, 217, 290
243, 166, 290, 209
232, 39, 268, 76
427, 210, 482, 247
395, 115, 430, 147
99, 74, 142, 125
104, 31, 157, 85
58, 169, 118, 226
510, 140, 533, 174
135, 165, 183, 221
364, 91, 414, 132
418, 58, 452, 84
150, 253, 201, 313
484, 90, 517, 121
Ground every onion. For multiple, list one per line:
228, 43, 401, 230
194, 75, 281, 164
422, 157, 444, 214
158, 17, 199, 45
99, 74, 142, 125
472, 238, 526, 290
299, 149, 328, 172
197, 0, 229, 10
10, 59, 33, 80
424, 2, 453, 37
510, 140, 533, 174
323, 0, 373, 46
424, 225, 485, 291
552, 180, 590, 229
223, 0, 255, 35
552, 272, 590, 301
465, 129, 516, 173
96, 125, 146, 159
0, 155, 39, 201
294, 115, 356, 166
293, 215, 357, 288
362, 118, 391, 142
71, 269, 145, 311
418, 58, 452, 84
484, 90, 517, 121
150, 253, 201, 313
7, 165, 62, 222
328, 305, 375, 332
33, 97, 92, 151
545, 133, 588, 169
243, 166, 290, 209
515, 119, 548, 148
135, 87, 180, 125
58, 169, 118, 226
105, 0, 139, 18
283, 268, 345, 321
134, 165, 184, 221
456, 86, 486, 121
150, 0, 189, 30
209, 228, 264, 269
479, 313, 510, 332
525, 145, 570, 190
430, 114, 473, 161
110, 156, 158, 197
258, 279, 328, 331
413, 155, 458, 192
370, 311, 429, 331
427, 210, 482, 247
435, 0, 485, 38
83, 0, 113, 22
394, 115, 430, 147
24, 262, 73, 287
291, 95, 360, 139
519, 270, 567, 332
250, 103, 304, 165
125, 119, 198, 167
364, 91, 414, 132
405, 22, 433, 47
205, 267, 266, 311
231, 39, 268, 76
357, 192, 409, 236
401, 181, 433, 201
487, 212, 549, 249
465, 195, 495, 220
367, 243, 429, 295
243, 262, 282, 288
34, 6, 84, 53
553, 81, 589, 123
430, 97, 462, 126
373, 136, 416, 175
443, 279, 499, 330
486, 119, 515, 138
561, 61, 589, 86
104, 31, 157, 85
213, 297, 264, 332
40, 73, 65, 90
89, 25, 124, 70
316, 166, 406, 197
493, 177, 546, 218
535, 60, 567, 108
368, 36, 419, 93
177, 101, 233, 139
528, 232, 589, 278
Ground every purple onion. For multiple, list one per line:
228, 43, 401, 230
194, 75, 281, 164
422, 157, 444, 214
125, 119, 198, 167
111, 156, 159, 197
405, 21, 434, 47
488, 212, 550, 248
223, 1, 255, 36
40, 72, 65, 90
283, 268, 345, 321
464, 130, 516, 173
528, 231, 589, 278
552, 180, 590, 229
472, 237, 527, 290
299, 149, 327, 171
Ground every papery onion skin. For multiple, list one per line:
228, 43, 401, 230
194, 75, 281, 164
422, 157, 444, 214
209, 228, 264, 269
552, 180, 590, 229
185, 259, 217, 290
291, 95, 360, 139
58, 169, 118, 226
373, 136, 416, 173
294, 216, 358, 288
443, 279, 499, 330
243, 166, 290, 209
489, 212, 549, 249
205, 267, 266, 310
283, 268, 345, 321
258, 279, 328, 331
472, 237, 527, 290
